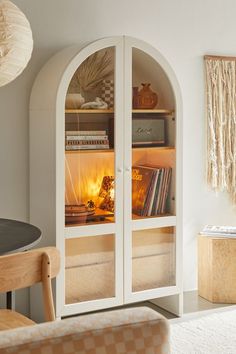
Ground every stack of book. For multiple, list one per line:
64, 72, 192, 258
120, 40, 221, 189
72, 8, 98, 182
65, 130, 109, 150
132, 165, 172, 217
200, 225, 236, 237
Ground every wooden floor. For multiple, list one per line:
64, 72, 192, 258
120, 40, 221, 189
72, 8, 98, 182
183, 290, 235, 315
64, 290, 236, 322
147, 290, 236, 320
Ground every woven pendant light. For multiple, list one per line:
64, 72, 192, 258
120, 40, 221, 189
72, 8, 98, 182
0, 0, 33, 87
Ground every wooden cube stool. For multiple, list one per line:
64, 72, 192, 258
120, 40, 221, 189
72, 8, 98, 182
198, 234, 236, 303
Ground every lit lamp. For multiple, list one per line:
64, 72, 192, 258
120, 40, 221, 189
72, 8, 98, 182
0, 0, 33, 87
99, 176, 115, 212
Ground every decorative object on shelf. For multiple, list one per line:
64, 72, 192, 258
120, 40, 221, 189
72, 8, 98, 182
132, 86, 139, 109
80, 97, 108, 110
132, 165, 172, 216
65, 130, 109, 150
132, 116, 166, 147
66, 130, 107, 136
99, 176, 115, 212
101, 79, 114, 108
68, 48, 113, 97
198, 234, 236, 303
136, 83, 158, 109
0, 0, 33, 87
65, 204, 95, 215
200, 224, 236, 237
205, 55, 236, 204
65, 93, 85, 109
87, 200, 95, 209
65, 204, 95, 224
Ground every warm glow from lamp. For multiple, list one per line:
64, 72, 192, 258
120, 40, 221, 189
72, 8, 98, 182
110, 186, 115, 200
65, 154, 114, 206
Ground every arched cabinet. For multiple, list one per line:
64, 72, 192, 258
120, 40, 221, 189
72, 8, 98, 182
30, 36, 183, 320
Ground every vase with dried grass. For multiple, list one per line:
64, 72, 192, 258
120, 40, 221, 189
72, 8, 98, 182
68, 48, 114, 102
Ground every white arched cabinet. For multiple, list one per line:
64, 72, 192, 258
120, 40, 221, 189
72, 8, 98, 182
30, 36, 183, 320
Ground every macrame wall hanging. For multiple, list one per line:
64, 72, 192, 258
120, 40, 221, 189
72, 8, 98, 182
205, 55, 236, 204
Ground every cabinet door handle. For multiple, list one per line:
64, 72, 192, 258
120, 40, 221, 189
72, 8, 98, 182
125, 167, 131, 172
117, 168, 123, 173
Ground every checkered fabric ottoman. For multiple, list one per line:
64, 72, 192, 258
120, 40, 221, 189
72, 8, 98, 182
0, 307, 169, 354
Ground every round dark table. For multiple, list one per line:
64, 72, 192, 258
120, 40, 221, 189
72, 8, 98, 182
0, 218, 41, 255
0, 218, 42, 309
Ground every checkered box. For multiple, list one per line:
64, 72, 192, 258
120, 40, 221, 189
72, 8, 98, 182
101, 79, 114, 108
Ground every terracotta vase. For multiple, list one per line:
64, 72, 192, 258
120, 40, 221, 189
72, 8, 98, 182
137, 83, 158, 109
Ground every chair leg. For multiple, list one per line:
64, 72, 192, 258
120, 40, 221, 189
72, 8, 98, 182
6, 291, 15, 310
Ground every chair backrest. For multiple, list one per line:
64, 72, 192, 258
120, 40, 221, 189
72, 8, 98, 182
0, 247, 60, 321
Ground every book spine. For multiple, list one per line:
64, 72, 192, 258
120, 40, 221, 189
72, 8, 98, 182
151, 171, 161, 215
160, 168, 171, 214
154, 168, 164, 215
66, 140, 109, 146
65, 131, 106, 136
143, 171, 156, 216
65, 145, 109, 150
159, 168, 168, 214
148, 170, 159, 216
66, 135, 108, 141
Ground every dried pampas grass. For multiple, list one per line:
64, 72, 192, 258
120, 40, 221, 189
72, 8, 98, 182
69, 48, 113, 93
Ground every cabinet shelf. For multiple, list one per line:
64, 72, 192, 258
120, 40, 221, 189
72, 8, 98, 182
65, 149, 114, 154
65, 109, 114, 114
132, 213, 174, 220
132, 215, 176, 232
132, 146, 175, 152
132, 109, 173, 115
66, 218, 115, 228
65, 146, 175, 154
65, 108, 173, 115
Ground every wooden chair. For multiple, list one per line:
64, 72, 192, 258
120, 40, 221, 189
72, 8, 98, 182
0, 247, 60, 330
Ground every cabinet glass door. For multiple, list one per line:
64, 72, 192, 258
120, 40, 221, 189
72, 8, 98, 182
65, 47, 116, 227
65, 234, 115, 304
131, 48, 176, 221
132, 227, 176, 292
124, 44, 177, 300
63, 42, 124, 313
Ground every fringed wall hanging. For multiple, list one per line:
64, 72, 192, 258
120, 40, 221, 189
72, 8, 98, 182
0, 0, 33, 87
205, 55, 236, 204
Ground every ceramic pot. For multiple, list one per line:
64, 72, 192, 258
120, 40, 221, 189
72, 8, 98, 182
137, 83, 158, 109
65, 93, 85, 109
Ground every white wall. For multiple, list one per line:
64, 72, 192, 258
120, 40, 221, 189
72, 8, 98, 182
1, 0, 236, 312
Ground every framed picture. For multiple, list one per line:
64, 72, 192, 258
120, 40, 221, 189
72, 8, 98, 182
132, 116, 166, 147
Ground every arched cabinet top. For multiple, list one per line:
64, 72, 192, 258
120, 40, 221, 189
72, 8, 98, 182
30, 36, 182, 115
